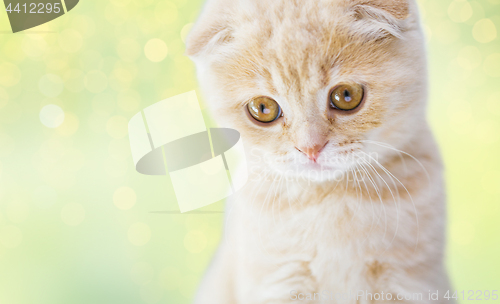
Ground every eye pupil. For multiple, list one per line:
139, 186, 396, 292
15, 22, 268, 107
344, 90, 352, 102
260, 103, 265, 112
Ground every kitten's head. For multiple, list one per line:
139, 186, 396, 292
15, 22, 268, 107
187, 0, 427, 181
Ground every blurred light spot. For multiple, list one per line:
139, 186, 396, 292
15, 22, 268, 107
0, 225, 22, 248
183, 230, 207, 253
457, 46, 482, 70
106, 115, 129, 138
39, 74, 64, 98
131, 262, 154, 285
113, 186, 137, 210
109, 138, 131, 161
140, 282, 163, 303
0, 63, 21, 87
144, 39, 168, 62
58, 29, 83, 53
61, 203, 86, 226
32, 186, 58, 209
448, 0, 473, 23
117, 38, 142, 62
180, 23, 193, 43
56, 112, 80, 137
22, 35, 47, 57
5, 201, 29, 224
483, 53, 500, 77
40, 104, 65, 128
84, 70, 108, 93
158, 266, 181, 291
450, 221, 475, 246
472, 19, 497, 43
117, 89, 141, 112
128, 222, 151, 246
476, 120, 500, 144
465, 1, 486, 25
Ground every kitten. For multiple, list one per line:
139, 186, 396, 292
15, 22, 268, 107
186, 0, 453, 303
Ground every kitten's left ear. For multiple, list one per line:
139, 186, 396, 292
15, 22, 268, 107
185, 0, 235, 57
344, 0, 411, 38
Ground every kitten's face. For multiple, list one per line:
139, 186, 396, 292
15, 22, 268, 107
188, 0, 426, 181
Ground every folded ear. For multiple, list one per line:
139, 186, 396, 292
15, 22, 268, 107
344, 0, 411, 38
351, 0, 409, 20
185, 0, 235, 57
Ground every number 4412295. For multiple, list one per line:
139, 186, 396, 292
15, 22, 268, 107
444, 290, 499, 301
6, 3, 61, 14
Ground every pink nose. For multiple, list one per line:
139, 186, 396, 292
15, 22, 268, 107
296, 143, 327, 162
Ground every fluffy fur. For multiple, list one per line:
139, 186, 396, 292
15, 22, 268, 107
186, 0, 453, 303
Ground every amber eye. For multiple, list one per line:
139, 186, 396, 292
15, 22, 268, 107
247, 97, 282, 123
330, 83, 364, 111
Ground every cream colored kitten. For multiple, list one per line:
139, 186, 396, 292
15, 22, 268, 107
186, 0, 453, 303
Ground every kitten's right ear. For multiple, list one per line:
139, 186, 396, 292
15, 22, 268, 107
347, 0, 410, 20
185, 1, 234, 57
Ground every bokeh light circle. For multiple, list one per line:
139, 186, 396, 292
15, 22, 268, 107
59, 29, 84, 53
144, 39, 168, 62
113, 186, 137, 210
40, 104, 65, 128
472, 19, 497, 43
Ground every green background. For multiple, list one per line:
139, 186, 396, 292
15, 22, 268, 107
0, 0, 499, 303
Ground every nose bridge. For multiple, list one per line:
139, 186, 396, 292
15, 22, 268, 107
292, 114, 329, 148
286, 92, 329, 144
